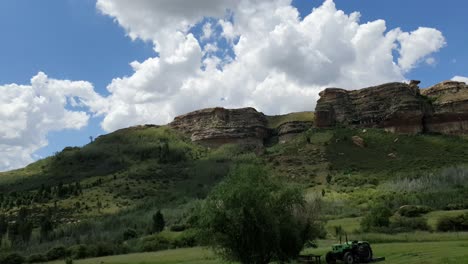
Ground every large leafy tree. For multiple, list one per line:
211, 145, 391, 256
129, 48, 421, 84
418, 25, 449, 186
198, 164, 318, 264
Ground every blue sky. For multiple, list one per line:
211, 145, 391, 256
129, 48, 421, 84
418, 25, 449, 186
0, 0, 466, 170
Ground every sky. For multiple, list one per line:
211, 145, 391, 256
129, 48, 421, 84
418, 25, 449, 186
0, 0, 467, 171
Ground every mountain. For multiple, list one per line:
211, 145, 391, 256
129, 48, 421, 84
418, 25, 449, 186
1, 80, 468, 260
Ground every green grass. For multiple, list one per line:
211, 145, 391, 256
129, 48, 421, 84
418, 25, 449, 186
305, 240, 468, 264
47, 240, 468, 264
266, 111, 314, 128
326, 217, 362, 235
326, 128, 468, 177
48, 247, 219, 264
425, 209, 468, 229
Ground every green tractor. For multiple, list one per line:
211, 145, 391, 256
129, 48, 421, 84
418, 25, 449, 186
325, 234, 384, 264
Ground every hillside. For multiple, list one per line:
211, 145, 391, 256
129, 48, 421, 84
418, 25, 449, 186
1, 80, 468, 262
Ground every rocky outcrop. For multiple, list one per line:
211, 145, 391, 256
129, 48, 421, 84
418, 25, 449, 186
169, 107, 269, 146
315, 80, 468, 135
277, 121, 313, 143
421, 81, 468, 134
315, 82, 428, 134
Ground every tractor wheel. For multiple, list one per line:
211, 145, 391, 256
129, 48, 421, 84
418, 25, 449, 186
343, 252, 355, 264
325, 252, 336, 264
358, 244, 373, 263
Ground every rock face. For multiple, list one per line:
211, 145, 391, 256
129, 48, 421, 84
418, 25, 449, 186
277, 121, 313, 143
315, 80, 468, 135
421, 81, 468, 134
169, 107, 269, 146
315, 82, 428, 134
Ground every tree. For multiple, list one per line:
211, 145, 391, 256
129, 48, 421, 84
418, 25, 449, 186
198, 164, 318, 264
0, 214, 7, 238
152, 210, 165, 233
40, 215, 54, 242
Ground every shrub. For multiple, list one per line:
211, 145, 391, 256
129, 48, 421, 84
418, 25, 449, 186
65, 257, 73, 264
169, 224, 187, 232
68, 244, 88, 259
361, 204, 393, 232
46, 246, 69, 261
123, 228, 138, 240
397, 205, 432, 217
172, 229, 197, 248
26, 254, 47, 263
94, 242, 115, 257
0, 253, 25, 264
139, 235, 171, 252
437, 213, 468, 232
390, 216, 430, 232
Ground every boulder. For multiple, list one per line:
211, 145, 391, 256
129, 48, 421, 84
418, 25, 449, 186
351, 135, 365, 148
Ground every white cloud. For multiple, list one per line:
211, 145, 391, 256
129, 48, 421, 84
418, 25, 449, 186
201, 22, 213, 40
397, 27, 446, 71
425, 57, 436, 66
0, 72, 103, 171
95, 0, 446, 132
0, 0, 449, 171
452, 76, 468, 83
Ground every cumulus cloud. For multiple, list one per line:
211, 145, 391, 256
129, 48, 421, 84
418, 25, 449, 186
0, 72, 103, 171
1, 0, 448, 171
95, 0, 446, 131
452, 76, 468, 83
397, 27, 446, 71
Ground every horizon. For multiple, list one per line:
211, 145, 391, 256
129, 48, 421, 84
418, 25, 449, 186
1, 0, 467, 171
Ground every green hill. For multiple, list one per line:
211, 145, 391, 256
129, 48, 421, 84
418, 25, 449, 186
1, 124, 468, 261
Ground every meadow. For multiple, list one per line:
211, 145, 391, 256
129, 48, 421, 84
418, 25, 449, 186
46, 239, 468, 264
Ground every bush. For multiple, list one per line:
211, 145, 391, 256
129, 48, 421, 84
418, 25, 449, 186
397, 205, 432, 217
361, 204, 393, 232
26, 254, 47, 263
123, 228, 138, 240
139, 235, 171, 252
46, 246, 69, 261
437, 213, 468, 232
172, 229, 197, 248
170, 224, 188, 232
68, 244, 88, 259
0, 253, 25, 264
390, 216, 430, 232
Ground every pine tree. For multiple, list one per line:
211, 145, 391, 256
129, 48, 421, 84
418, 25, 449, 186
40, 215, 54, 242
152, 210, 165, 233
0, 214, 7, 238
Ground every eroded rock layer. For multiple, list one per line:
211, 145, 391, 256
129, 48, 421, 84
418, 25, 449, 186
422, 81, 468, 134
315, 82, 428, 134
169, 107, 269, 146
277, 121, 313, 143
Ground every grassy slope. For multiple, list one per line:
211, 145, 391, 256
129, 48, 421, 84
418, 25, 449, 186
2, 124, 468, 261
265, 111, 314, 128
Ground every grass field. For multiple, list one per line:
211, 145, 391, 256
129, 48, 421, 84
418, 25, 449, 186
46, 240, 468, 264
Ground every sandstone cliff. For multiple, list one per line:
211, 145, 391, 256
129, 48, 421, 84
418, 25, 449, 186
422, 81, 468, 134
169, 107, 270, 146
315, 80, 468, 135
277, 121, 313, 143
315, 82, 428, 133
169, 108, 314, 146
